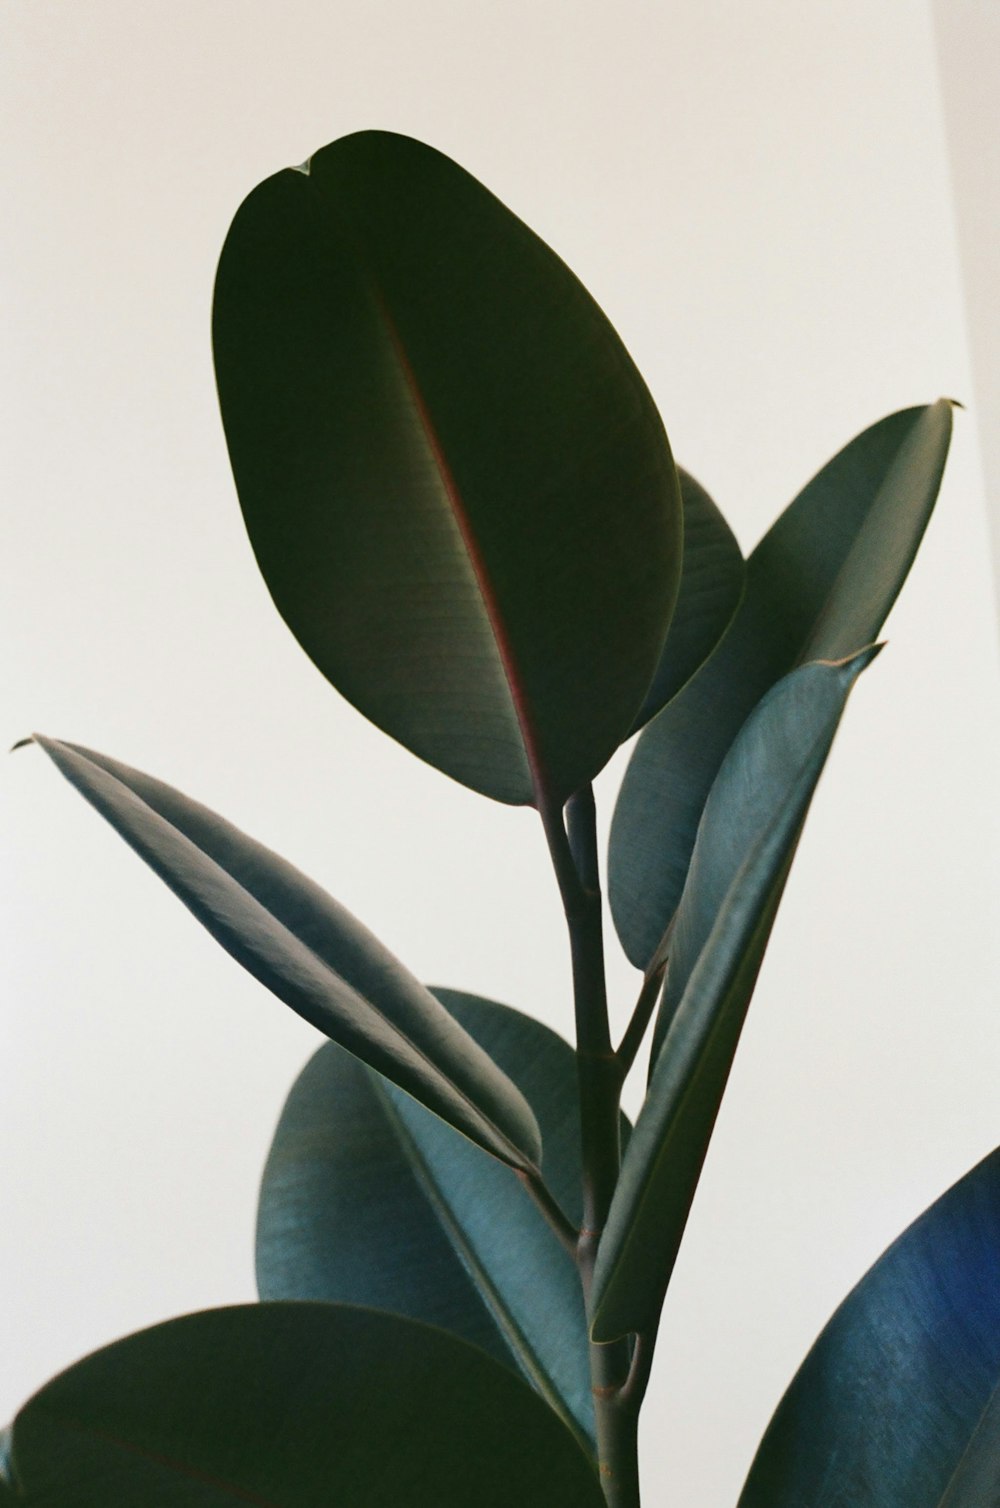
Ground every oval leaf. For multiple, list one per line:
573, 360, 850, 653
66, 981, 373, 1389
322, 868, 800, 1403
213, 129, 682, 807
610, 400, 954, 967
590, 651, 877, 1342
5, 1304, 606, 1506
258, 990, 597, 1448
30, 736, 540, 1171
628, 468, 745, 733
740, 1147, 1000, 1507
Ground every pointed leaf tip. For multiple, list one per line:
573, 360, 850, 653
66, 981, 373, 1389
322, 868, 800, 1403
32, 734, 542, 1171
592, 656, 872, 1341
609, 402, 951, 969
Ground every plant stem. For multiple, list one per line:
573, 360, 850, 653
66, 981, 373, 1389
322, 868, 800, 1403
541, 787, 642, 1508
616, 959, 667, 1078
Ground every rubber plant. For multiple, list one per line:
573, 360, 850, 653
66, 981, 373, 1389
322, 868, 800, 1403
4, 131, 993, 1508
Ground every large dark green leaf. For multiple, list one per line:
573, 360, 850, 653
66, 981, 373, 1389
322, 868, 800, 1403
213, 129, 682, 807
628, 468, 744, 733
4, 1304, 606, 1506
740, 1147, 1000, 1507
258, 990, 596, 1448
29, 736, 540, 1171
590, 651, 876, 1343
610, 400, 954, 967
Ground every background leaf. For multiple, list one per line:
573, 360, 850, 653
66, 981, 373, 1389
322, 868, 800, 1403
257, 990, 596, 1447
740, 1147, 1000, 1508
213, 129, 682, 807
31, 736, 540, 1170
628, 468, 745, 733
590, 651, 876, 1343
609, 400, 954, 968
5, 1304, 606, 1506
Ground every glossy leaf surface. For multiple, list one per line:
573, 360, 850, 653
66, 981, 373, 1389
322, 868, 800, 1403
591, 651, 876, 1342
214, 129, 682, 806
258, 990, 595, 1447
4, 1304, 605, 1506
610, 400, 953, 967
31, 736, 540, 1170
629, 469, 744, 733
740, 1147, 1000, 1507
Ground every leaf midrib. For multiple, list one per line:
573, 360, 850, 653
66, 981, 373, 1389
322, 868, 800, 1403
48, 740, 534, 1171
33, 1410, 285, 1507
369, 1074, 592, 1457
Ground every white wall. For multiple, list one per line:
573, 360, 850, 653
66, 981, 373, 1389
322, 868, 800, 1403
3, 4, 999, 1504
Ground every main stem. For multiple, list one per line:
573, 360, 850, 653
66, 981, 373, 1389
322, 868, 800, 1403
542, 787, 642, 1508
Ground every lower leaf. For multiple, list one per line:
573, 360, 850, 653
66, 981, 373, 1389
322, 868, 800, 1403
5, 1303, 605, 1506
257, 990, 596, 1447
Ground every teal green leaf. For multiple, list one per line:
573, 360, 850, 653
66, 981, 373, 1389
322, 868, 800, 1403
628, 468, 745, 733
740, 1147, 1000, 1507
590, 651, 877, 1342
4, 1304, 606, 1506
30, 737, 540, 1171
257, 990, 597, 1448
213, 129, 682, 808
610, 400, 954, 967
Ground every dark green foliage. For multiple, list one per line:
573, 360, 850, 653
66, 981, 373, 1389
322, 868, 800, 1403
30, 736, 540, 1170
590, 650, 877, 1342
16, 129, 969, 1508
740, 1149, 1000, 1507
4, 1305, 605, 1506
213, 130, 683, 808
256, 990, 598, 1447
628, 469, 745, 734
609, 401, 955, 969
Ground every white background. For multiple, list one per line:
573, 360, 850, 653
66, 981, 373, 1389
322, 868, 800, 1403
3, 4, 999, 1504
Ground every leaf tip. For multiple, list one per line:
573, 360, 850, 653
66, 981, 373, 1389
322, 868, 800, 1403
10, 734, 37, 754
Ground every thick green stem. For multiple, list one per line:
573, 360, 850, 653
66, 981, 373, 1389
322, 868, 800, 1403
541, 788, 642, 1508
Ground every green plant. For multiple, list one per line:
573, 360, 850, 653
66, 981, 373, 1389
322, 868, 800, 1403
4, 129, 995, 1507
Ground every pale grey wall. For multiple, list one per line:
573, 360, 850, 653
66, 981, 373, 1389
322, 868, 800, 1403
3, 4, 999, 1504
934, 0, 1000, 614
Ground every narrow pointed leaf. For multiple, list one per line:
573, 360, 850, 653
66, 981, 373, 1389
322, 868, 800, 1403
258, 990, 601, 1447
213, 129, 682, 807
590, 651, 876, 1342
30, 736, 540, 1170
4, 1304, 606, 1506
610, 400, 953, 967
628, 469, 745, 733
740, 1148, 1000, 1507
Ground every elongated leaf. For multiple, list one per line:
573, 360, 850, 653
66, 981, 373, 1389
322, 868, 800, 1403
590, 651, 876, 1342
30, 736, 540, 1170
629, 469, 744, 733
740, 1147, 1000, 1507
610, 400, 954, 967
213, 129, 682, 807
258, 990, 597, 1448
4, 1304, 605, 1506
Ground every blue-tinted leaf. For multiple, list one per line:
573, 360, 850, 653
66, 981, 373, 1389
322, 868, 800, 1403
258, 991, 595, 1448
5, 1304, 605, 1506
740, 1147, 1000, 1507
590, 651, 876, 1342
610, 401, 954, 968
30, 737, 540, 1170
